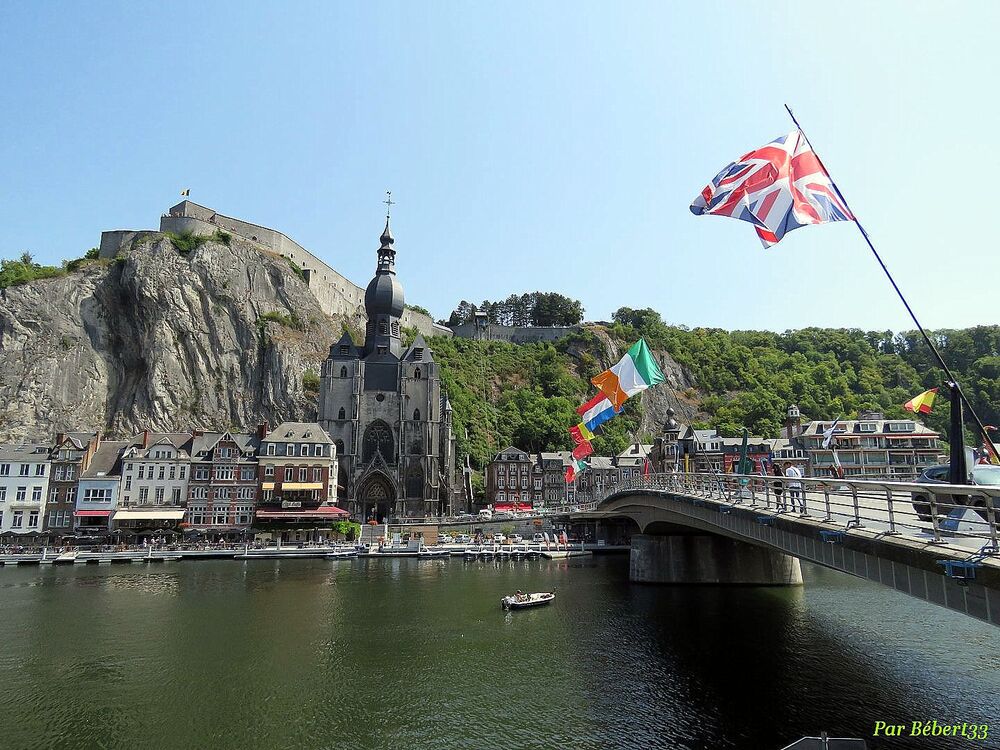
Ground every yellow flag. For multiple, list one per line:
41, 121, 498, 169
903, 388, 938, 415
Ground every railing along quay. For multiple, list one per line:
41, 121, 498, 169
595, 471, 1000, 554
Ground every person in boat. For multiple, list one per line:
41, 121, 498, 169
515, 590, 527, 602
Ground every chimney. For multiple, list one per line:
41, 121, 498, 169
143, 429, 151, 449
192, 429, 203, 438
55, 432, 65, 447
257, 421, 270, 440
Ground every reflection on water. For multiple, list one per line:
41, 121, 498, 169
0, 557, 996, 749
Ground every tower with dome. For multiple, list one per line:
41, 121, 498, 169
318, 215, 456, 521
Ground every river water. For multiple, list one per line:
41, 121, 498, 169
0, 555, 997, 750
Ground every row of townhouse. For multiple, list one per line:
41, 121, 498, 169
0, 422, 343, 541
646, 406, 941, 481
485, 444, 655, 508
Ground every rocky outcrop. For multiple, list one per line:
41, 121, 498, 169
569, 325, 706, 436
0, 235, 341, 441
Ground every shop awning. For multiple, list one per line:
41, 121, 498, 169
113, 509, 186, 521
261, 482, 275, 490
74, 510, 112, 518
280, 482, 324, 491
255, 506, 348, 520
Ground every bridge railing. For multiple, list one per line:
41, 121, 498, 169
599, 472, 1000, 550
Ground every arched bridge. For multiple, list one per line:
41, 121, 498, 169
573, 472, 1000, 628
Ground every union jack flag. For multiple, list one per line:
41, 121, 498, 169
690, 129, 853, 247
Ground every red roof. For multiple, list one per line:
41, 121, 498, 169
493, 503, 533, 512
74, 510, 112, 517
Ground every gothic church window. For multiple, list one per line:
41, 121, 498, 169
379, 322, 389, 335
413, 409, 421, 421
338, 407, 346, 420
406, 464, 424, 498
362, 421, 394, 464
414, 368, 422, 380
340, 366, 347, 378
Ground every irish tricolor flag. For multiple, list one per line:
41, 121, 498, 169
591, 339, 665, 410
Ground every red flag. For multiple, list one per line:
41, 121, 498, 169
643, 458, 651, 476
572, 441, 593, 460
564, 465, 576, 483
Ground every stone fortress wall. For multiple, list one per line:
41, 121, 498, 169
448, 321, 582, 343
99, 202, 583, 346
99, 201, 452, 340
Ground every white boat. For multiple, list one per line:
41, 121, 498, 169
501, 591, 555, 610
540, 549, 592, 559
325, 549, 359, 559
417, 547, 450, 558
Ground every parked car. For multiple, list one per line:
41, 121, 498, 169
911, 463, 1000, 521
510, 534, 523, 543
438, 534, 454, 544
533, 533, 545, 543
492, 533, 506, 544
455, 534, 471, 544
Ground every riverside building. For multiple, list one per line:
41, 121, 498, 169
185, 431, 259, 538
46, 433, 100, 537
798, 411, 942, 479
116, 432, 193, 533
75, 441, 128, 536
0, 443, 51, 537
255, 422, 345, 538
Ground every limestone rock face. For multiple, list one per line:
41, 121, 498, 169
0, 236, 340, 441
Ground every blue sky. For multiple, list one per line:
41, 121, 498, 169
2, 1, 997, 331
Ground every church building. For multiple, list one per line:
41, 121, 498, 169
317, 217, 456, 521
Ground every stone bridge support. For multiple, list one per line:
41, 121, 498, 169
630, 533, 803, 585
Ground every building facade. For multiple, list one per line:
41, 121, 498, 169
75, 441, 128, 535
317, 220, 456, 521
46, 433, 99, 537
255, 422, 345, 532
0, 444, 51, 537
798, 411, 942, 479
486, 446, 534, 509
116, 432, 192, 532
186, 432, 259, 537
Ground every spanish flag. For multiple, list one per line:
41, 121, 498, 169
903, 388, 938, 415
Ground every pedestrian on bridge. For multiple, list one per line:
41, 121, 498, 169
771, 464, 785, 511
784, 463, 804, 513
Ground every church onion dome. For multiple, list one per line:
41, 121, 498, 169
365, 272, 405, 318
364, 216, 405, 318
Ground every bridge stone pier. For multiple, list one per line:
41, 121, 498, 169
630, 532, 802, 585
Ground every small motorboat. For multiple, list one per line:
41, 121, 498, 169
417, 547, 450, 558
501, 591, 555, 610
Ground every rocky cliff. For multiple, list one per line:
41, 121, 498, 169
0, 235, 341, 441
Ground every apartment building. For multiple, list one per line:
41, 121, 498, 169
0, 443, 51, 536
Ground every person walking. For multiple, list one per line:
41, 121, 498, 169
785, 462, 804, 513
771, 463, 785, 511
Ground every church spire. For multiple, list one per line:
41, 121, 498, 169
377, 192, 396, 273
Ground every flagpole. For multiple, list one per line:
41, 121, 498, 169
784, 104, 998, 463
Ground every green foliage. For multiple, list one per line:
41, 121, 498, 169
212, 230, 232, 246
0, 256, 66, 288
303, 368, 320, 394
286, 257, 306, 281
166, 230, 206, 255
448, 291, 584, 327
333, 521, 361, 540
406, 304, 432, 316
258, 310, 304, 331
85, 247, 99, 260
